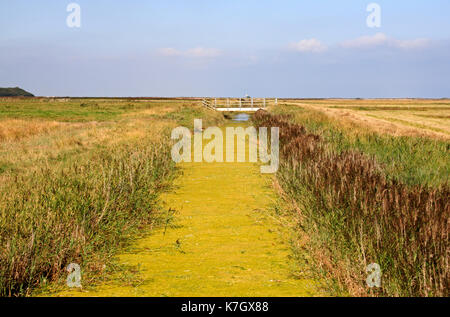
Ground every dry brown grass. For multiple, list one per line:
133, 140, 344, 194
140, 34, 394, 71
0, 119, 64, 142
254, 110, 449, 297
0, 98, 222, 296
0, 118, 176, 194
279, 99, 450, 140
273, 177, 368, 296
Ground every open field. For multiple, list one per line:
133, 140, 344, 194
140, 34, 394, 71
278, 99, 450, 140
270, 101, 449, 187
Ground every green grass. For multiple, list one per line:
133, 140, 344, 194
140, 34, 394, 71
271, 104, 449, 187
0, 99, 226, 125
0, 137, 178, 296
0, 162, 15, 174
257, 107, 449, 297
0, 98, 224, 296
0, 99, 167, 122
157, 104, 225, 129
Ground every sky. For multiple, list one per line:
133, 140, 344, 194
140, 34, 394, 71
1, 0, 450, 98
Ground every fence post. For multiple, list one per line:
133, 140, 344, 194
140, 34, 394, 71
275, 98, 278, 105
214, 98, 217, 107
251, 97, 254, 107
263, 98, 266, 108
240, 98, 242, 108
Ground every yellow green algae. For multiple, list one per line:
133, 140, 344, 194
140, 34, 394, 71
40, 122, 323, 297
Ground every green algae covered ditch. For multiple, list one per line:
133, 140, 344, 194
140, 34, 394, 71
38, 119, 325, 297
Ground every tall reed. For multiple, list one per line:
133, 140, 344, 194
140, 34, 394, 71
253, 110, 449, 297
0, 137, 177, 296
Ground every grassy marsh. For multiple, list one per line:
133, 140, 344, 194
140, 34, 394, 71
0, 98, 224, 296
269, 103, 449, 187
256, 102, 449, 297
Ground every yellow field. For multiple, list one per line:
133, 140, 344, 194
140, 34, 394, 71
281, 99, 450, 139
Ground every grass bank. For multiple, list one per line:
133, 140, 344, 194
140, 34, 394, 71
0, 98, 224, 296
0, 139, 177, 296
253, 109, 449, 297
270, 103, 449, 187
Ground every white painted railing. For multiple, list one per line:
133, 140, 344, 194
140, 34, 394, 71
201, 97, 277, 112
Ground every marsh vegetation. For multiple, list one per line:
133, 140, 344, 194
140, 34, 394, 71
254, 101, 449, 296
0, 98, 223, 296
0, 97, 447, 297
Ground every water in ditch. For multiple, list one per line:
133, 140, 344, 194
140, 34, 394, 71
231, 113, 250, 122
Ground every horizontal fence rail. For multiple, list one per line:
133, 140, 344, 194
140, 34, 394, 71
201, 97, 278, 112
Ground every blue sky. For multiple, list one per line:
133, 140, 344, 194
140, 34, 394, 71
1, 0, 449, 97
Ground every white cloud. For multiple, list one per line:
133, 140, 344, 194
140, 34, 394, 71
158, 47, 222, 58
290, 39, 328, 53
185, 47, 222, 58
394, 38, 431, 49
340, 33, 431, 50
341, 33, 388, 48
158, 47, 182, 57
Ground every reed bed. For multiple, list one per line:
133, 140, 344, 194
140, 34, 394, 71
0, 137, 177, 296
253, 110, 449, 297
0, 98, 225, 296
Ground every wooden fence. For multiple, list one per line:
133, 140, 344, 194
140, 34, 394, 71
201, 97, 278, 112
